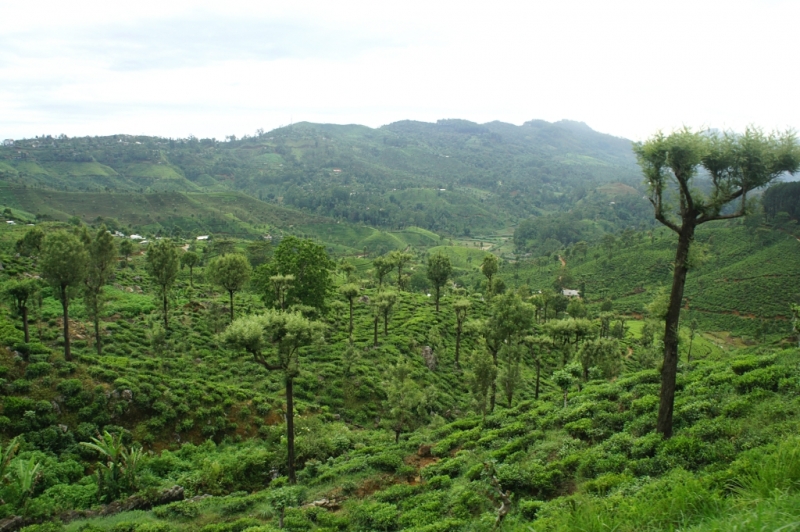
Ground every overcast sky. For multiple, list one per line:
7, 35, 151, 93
1, 0, 797, 142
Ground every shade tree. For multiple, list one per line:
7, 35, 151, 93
635, 127, 800, 437
389, 251, 413, 290
83, 226, 117, 355
338, 283, 360, 341
426, 252, 452, 312
385, 361, 427, 443
372, 255, 394, 289
480, 254, 499, 297
145, 239, 179, 329
2, 279, 39, 345
221, 310, 325, 484
207, 253, 252, 322
180, 251, 200, 287
40, 231, 88, 361
453, 298, 471, 368
254, 236, 334, 310
468, 345, 497, 423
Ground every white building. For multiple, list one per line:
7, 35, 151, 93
562, 289, 581, 298
197, 235, 209, 240
2, 139, 14, 147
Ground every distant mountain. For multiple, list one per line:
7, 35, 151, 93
0, 119, 649, 236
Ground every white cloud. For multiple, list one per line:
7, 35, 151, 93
1, 0, 798, 140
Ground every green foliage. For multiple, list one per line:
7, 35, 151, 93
426, 252, 452, 312
253, 237, 334, 310
145, 239, 179, 327
79, 431, 144, 502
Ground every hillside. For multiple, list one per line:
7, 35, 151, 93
0, 120, 648, 236
0, 219, 796, 531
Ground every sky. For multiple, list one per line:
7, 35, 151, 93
1, 0, 798, 142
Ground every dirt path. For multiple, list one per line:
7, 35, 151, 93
558, 255, 566, 267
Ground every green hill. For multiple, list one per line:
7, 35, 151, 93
0, 120, 649, 236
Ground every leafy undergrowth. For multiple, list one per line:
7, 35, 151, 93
27, 346, 799, 532
0, 222, 798, 531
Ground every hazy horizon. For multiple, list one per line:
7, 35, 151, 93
2, 0, 798, 142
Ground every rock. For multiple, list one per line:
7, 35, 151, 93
421, 346, 437, 371
303, 498, 341, 511
0, 516, 25, 531
359, 295, 370, 303
121, 389, 133, 401
51, 401, 61, 415
58, 424, 68, 433
418, 444, 432, 457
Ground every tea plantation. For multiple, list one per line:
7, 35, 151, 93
0, 216, 797, 532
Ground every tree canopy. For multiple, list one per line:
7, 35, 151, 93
254, 236, 334, 310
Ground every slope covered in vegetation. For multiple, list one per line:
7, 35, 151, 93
0, 215, 796, 531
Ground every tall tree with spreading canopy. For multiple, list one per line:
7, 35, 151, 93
15, 228, 44, 257
384, 361, 427, 443
468, 345, 497, 423
180, 251, 200, 287
389, 251, 413, 290
338, 283, 360, 341
481, 291, 534, 411
453, 298, 471, 368
372, 255, 394, 290
145, 239, 179, 329
119, 239, 134, 265
40, 231, 88, 361
522, 335, 553, 400
221, 310, 325, 484
207, 253, 252, 322
480, 254, 499, 297
3, 279, 39, 345
635, 127, 800, 438
426, 252, 452, 312
83, 226, 117, 355
254, 236, 334, 310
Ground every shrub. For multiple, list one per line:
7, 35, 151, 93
730, 354, 775, 375
348, 501, 398, 531
367, 451, 405, 473
199, 518, 260, 532
519, 499, 545, 519
735, 366, 785, 393
153, 500, 200, 520
425, 475, 452, 490
25, 362, 52, 379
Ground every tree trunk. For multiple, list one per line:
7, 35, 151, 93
229, 290, 235, 323
454, 324, 462, 368
286, 376, 296, 484
348, 298, 353, 341
383, 313, 388, 336
489, 348, 497, 413
61, 286, 72, 361
657, 224, 695, 438
162, 292, 169, 329
373, 316, 378, 347
563, 390, 568, 408
435, 286, 440, 312
535, 360, 540, 400
94, 312, 102, 355
189, 267, 194, 288
395, 429, 400, 443
21, 306, 29, 344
